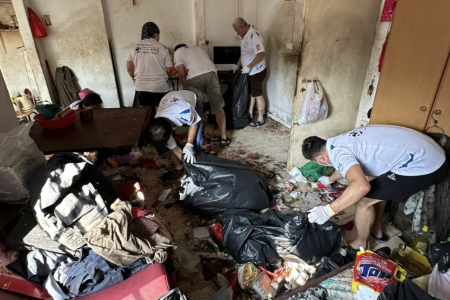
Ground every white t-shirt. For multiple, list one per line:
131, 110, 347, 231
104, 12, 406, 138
174, 46, 217, 80
155, 90, 200, 149
327, 125, 445, 178
127, 38, 172, 93
241, 26, 266, 76
69, 100, 82, 110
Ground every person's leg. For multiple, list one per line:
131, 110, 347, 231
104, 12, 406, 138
215, 114, 226, 140
168, 153, 183, 170
255, 95, 266, 123
204, 73, 228, 142
193, 101, 204, 154
248, 96, 255, 120
371, 201, 387, 239
349, 197, 384, 250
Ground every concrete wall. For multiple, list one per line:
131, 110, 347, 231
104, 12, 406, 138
26, 0, 119, 108
0, 70, 19, 133
102, 0, 196, 106
288, 0, 382, 170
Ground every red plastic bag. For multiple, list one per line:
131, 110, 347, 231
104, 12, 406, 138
212, 223, 223, 243
28, 8, 48, 38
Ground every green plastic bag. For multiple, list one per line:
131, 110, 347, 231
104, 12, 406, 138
299, 161, 327, 182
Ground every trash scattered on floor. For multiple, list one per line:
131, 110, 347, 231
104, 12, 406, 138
158, 188, 172, 202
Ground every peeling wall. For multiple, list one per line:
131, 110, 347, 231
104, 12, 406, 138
102, 0, 195, 106
0, 70, 19, 133
288, 0, 382, 170
27, 0, 119, 108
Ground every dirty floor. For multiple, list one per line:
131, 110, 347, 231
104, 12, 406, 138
136, 118, 291, 299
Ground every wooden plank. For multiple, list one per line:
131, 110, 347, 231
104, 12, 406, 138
274, 261, 355, 300
29, 107, 148, 154
370, 0, 450, 131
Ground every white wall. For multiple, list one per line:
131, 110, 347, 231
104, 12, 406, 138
102, 0, 196, 106
288, 0, 382, 169
27, 0, 119, 108
0, 70, 19, 133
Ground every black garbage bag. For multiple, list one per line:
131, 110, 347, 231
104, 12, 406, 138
157, 288, 187, 300
377, 279, 439, 300
222, 209, 344, 270
428, 242, 450, 273
223, 71, 249, 129
311, 257, 340, 280
182, 156, 274, 216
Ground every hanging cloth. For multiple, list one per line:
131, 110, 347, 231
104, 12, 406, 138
28, 8, 48, 38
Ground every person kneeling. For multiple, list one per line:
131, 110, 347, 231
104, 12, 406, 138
148, 88, 207, 181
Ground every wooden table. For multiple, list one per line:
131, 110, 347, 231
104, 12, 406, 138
29, 107, 148, 155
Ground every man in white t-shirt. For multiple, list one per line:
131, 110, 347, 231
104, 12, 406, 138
232, 17, 267, 127
174, 44, 230, 147
147, 88, 207, 181
302, 125, 447, 250
126, 22, 172, 116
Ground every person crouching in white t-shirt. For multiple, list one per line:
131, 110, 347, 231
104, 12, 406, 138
126, 22, 172, 118
147, 88, 208, 181
302, 125, 447, 251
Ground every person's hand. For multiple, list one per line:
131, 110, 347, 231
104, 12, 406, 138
242, 66, 251, 74
183, 143, 196, 164
308, 205, 336, 225
232, 65, 240, 73
318, 176, 332, 186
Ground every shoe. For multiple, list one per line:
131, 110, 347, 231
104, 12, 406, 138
161, 169, 185, 181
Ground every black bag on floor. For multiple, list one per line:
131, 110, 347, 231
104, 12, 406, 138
377, 279, 439, 300
222, 209, 344, 270
182, 156, 274, 216
223, 71, 249, 129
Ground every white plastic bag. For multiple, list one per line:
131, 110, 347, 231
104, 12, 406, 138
297, 81, 328, 124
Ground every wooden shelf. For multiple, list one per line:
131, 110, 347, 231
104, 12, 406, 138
0, 29, 19, 32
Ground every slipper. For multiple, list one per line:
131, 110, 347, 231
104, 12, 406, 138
249, 119, 266, 127
370, 232, 389, 243
220, 138, 231, 147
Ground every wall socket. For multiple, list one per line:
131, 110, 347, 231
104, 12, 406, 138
287, 42, 293, 50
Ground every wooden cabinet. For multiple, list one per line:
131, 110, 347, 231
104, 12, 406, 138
370, 0, 450, 133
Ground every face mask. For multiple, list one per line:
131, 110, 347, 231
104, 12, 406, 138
316, 158, 333, 167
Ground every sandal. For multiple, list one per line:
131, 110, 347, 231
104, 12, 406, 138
220, 138, 231, 147
370, 232, 390, 243
249, 119, 266, 127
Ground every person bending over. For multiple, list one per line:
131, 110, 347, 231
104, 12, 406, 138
302, 125, 447, 250
148, 88, 207, 181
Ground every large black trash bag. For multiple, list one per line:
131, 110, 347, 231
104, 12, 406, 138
377, 279, 439, 300
222, 209, 344, 270
182, 156, 274, 216
428, 242, 450, 273
223, 71, 249, 129
157, 288, 187, 300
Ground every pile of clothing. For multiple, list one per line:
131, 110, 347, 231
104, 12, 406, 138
9, 152, 175, 299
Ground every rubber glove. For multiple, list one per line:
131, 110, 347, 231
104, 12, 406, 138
318, 176, 331, 186
308, 205, 336, 225
242, 66, 251, 74
232, 65, 239, 73
183, 143, 196, 164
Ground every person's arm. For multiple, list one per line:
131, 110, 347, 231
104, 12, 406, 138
247, 52, 265, 69
126, 61, 135, 80
177, 64, 188, 90
166, 67, 172, 75
187, 123, 199, 144
328, 170, 343, 183
329, 165, 371, 213
171, 145, 183, 161
236, 57, 242, 67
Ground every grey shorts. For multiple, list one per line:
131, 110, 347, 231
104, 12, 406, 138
187, 71, 225, 115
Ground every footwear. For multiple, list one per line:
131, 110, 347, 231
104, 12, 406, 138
161, 169, 185, 181
249, 119, 267, 127
370, 232, 389, 243
220, 138, 231, 147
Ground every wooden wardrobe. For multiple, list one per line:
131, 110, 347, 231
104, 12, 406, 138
370, 0, 450, 134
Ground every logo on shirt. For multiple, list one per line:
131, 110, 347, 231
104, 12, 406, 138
388, 173, 396, 181
177, 108, 191, 123
349, 129, 364, 137
256, 44, 261, 51
337, 163, 343, 173
399, 153, 414, 169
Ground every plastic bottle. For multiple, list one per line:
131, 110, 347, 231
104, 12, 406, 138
391, 249, 410, 269
411, 226, 431, 255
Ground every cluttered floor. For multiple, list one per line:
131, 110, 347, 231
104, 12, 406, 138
1, 117, 450, 300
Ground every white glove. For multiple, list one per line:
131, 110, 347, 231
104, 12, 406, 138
308, 205, 336, 225
318, 176, 331, 186
242, 66, 251, 74
232, 64, 239, 73
183, 143, 196, 164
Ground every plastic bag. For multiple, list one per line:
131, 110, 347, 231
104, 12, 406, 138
428, 242, 450, 273
297, 81, 328, 124
182, 156, 274, 216
352, 250, 406, 295
238, 263, 260, 291
378, 279, 439, 300
223, 72, 250, 129
222, 209, 343, 270
157, 288, 187, 300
